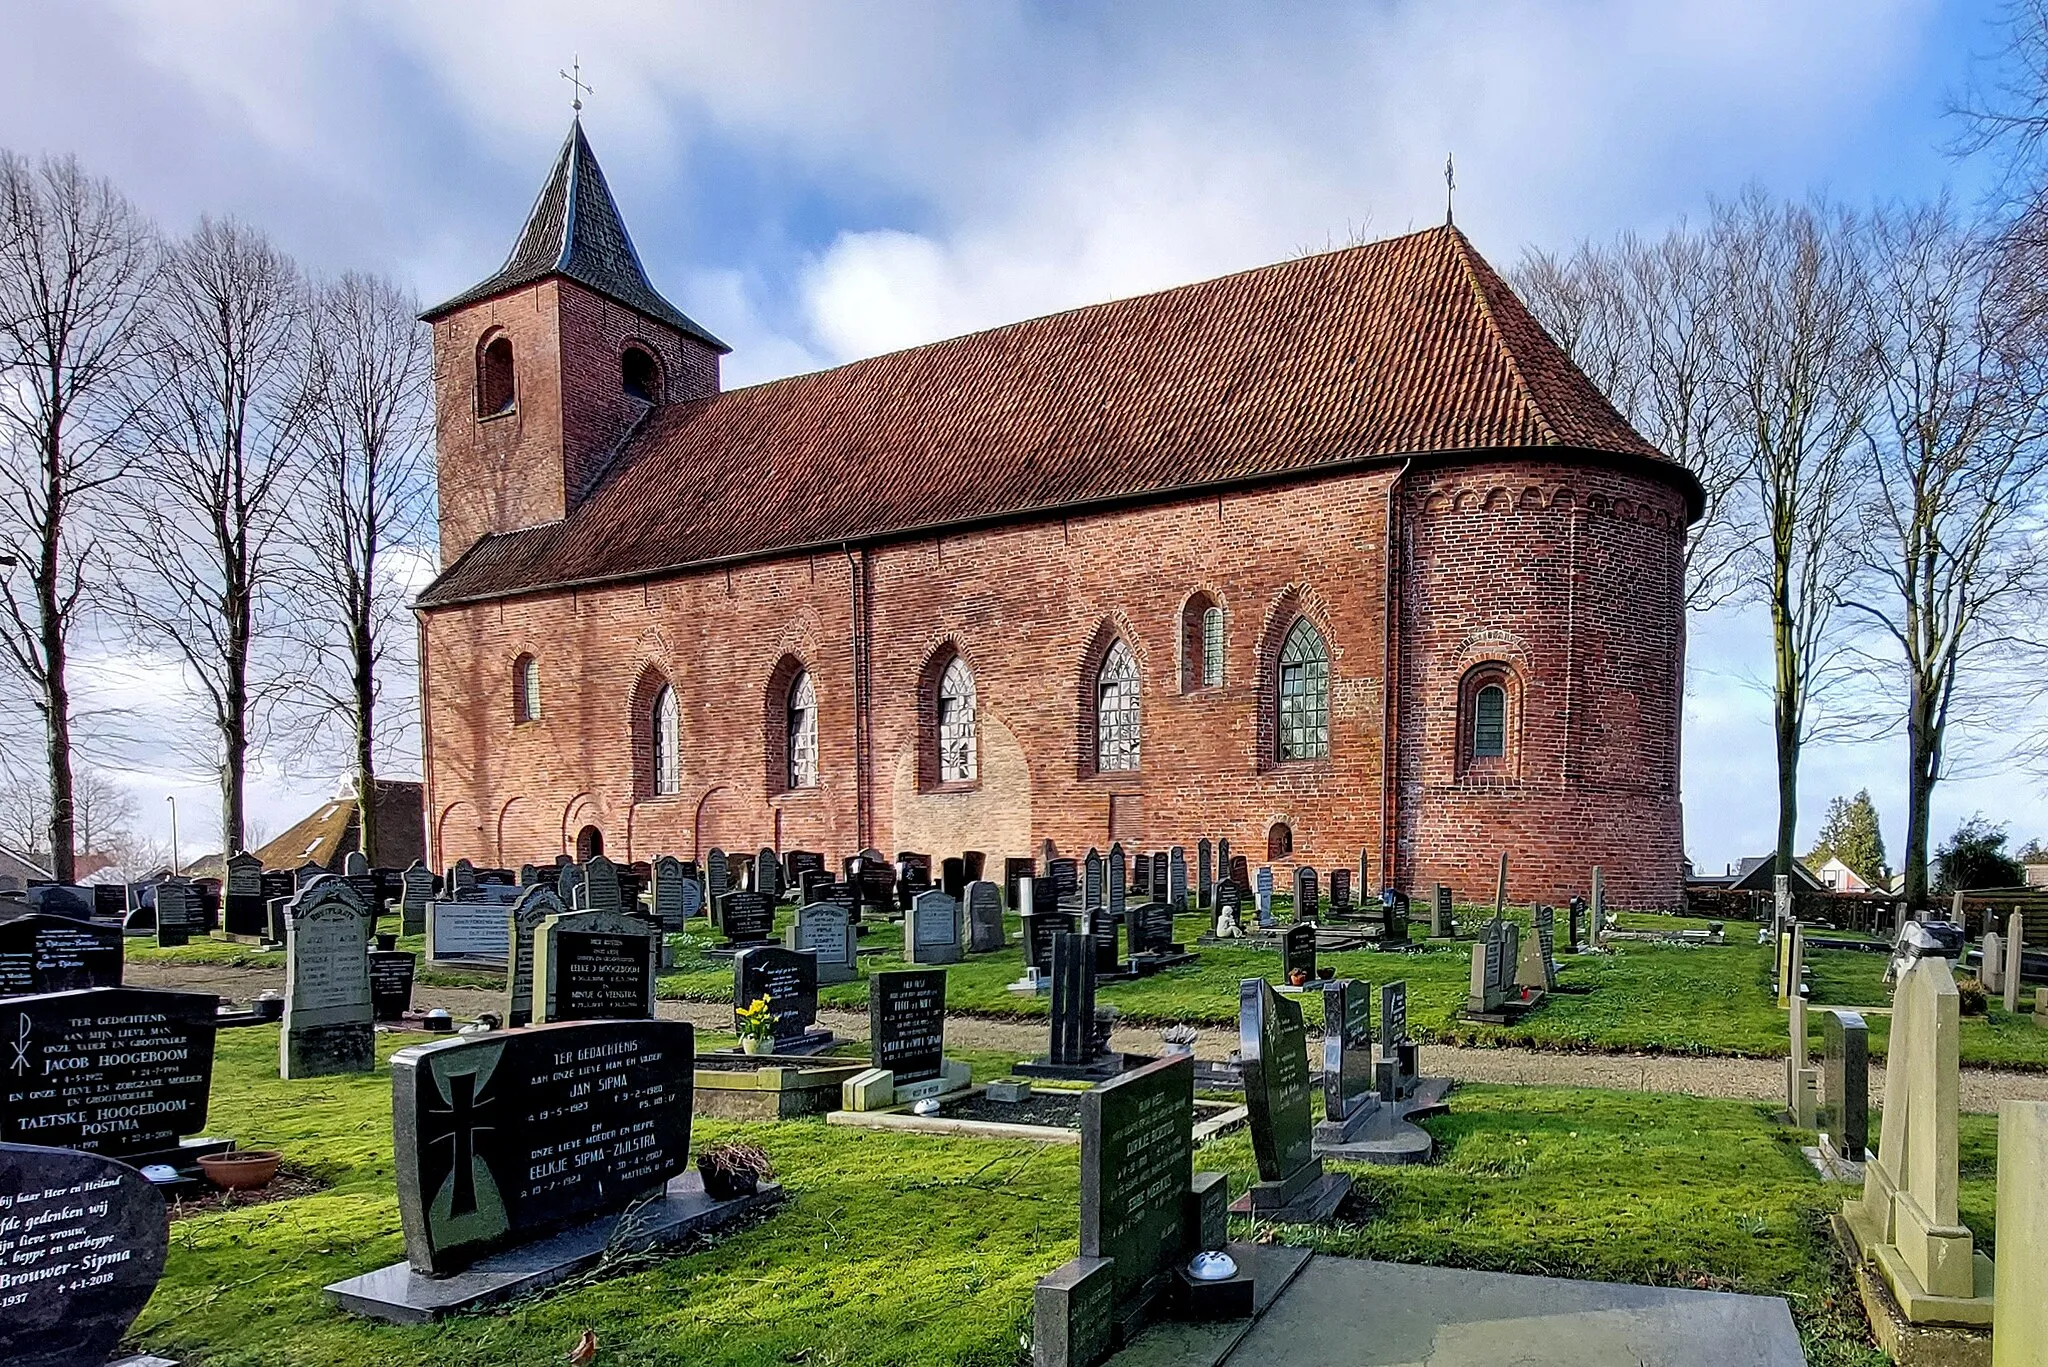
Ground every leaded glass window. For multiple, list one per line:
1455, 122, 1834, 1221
1474, 683, 1506, 758
1277, 620, 1329, 761
788, 671, 819, 789
652, 683, 680, 795
1096, 640, 1140, 772
1201, 607, 1224, 687
514, 655, 540, 722
937, 657, 977, 782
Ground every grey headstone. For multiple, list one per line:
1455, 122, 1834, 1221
906, 888, 962, 966
503, 885, 566, 1028
280, 875, 376, 1079
966, 880, 1005, 954
399, 861, 434, 936
788, 902, 856, 984
1821, 1009, 1868, 1160
1168, 847, 1187, 912
532, 910, 657, 1023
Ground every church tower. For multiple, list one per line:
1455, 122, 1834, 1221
421, 119, 728, 568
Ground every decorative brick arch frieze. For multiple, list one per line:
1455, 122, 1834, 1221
561, 791, 605, 858
494, 794, 531, 865
434, 800, 481, 870
1253, 584, 1337, 769
1416, 477, 1684, 533
1075, 613, 1146, 779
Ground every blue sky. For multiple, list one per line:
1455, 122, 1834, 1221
2, 0, 2042, 869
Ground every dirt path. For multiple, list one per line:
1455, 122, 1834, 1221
130, 961, 2048, 1115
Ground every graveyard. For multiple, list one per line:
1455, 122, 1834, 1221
3, 853, 2041, 1367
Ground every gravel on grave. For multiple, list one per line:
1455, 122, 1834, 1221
938, 1091, 1086, 1129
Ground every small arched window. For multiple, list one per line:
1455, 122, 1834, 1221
1269, 823, 1294, 860
1473, 684, 1507, 758
936, 656, 977, 783
1181, 593, 1224, 691
1096, 639, 1140, 772
513, 654, 540, 723
1276, 619, 1329, 761
1201, 607, 1224, 687
621, 345, 661, 403
478, 334, 515, 416
787, 671, 819, 789
651, 684, 680, 796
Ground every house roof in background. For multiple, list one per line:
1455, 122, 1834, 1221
419, 224, 1694, 609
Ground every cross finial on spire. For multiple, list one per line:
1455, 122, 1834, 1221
560, 56, 592, 114
1445, 154, 1456, 227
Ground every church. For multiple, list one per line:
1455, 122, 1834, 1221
414, 119, 1697, 909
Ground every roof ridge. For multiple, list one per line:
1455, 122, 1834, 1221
1442, 227, 1564, 448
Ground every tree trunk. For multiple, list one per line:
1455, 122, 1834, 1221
37, 429, 74, 883
1902, 674, 1938, 906
353, 608, 376, 867
1771, 553, 1799, 876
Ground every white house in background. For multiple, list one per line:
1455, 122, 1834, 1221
1815, 856, 1872, 893
2026, 861, 2048, 888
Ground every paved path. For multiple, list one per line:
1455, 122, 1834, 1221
129, 961, 2048, 1114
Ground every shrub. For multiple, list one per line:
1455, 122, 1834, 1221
1956, 977, 1989, 1016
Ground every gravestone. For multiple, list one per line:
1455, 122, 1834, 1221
377, 865, 407, 912
1328, 867, 1353, 915
1197, 839, 1213, 910
426, 900, 509, 964
853, 857, 894, 921
1991, 1100, 2047, 1364
1150, 853, 1169, 904
1216, 838, 1231, 891
1020, 896, 1076, 974
1292, 866, 1317, 923
756, 847, 784, 902
785, 850, 827, 889
556, 861, 585, 907
502, 886, 565, 1028
1131, 901, 1178, 958
223, 851, 266, 937
1844, 956, 1992, 1324
868, 967, 948, 1097
154, 880, 198, 948
1049, 857, 1080, 909
383, 1019, 696, 1275
1532, 905, 1559, 990
896, 852, 933, 912
1591, 865, 1607, 942
1084, 849, 1105, 911
398, 861, 434, 936
718, 890, 776, 950
343, 850, 369, 877
1376, 980, 1415, 1102
532, 910, 658, 1023
734, 945, 830, 1054
1046, 932, 1104, 1071
787, 902, 857, 985
1786, 994, 1818, 1129
1133, 851, 1151, 896
905, 888, 963, 966
1515, 914, 1550, 994
1316, 978, 1377, 1146
281, 876, 376, 1079
966, 880, 1005, 954
0, 914, 122, 997
1432, 884, 1455, 938
1030, 1052, 1241, 1365
93, 883, 127, 919
1982, 931, 2004, 994
1821, 1009, 1868, 1162
1282, 922, 1316, 983
1378, 887, 1410, 944
2004, 911, 2024, 1015
0, 986, 218, 1157
1567, 896, 1585, 952
1213, 881, 1243, 936
706, 848, 730, 899
1255, 866, 1274, 927
24, 883, 91, 920
650, 855, 688, 930
1168, 847, 1188, 911
1108, 844, 1128, 920
344, 868, 381, 913
1466, 930, 1506, 1015
1005, 856, 1036, 912
1359, 848, 1372, 901
1234, 978, 1348, 1220
370, 945, 417, 1022
1087, 907, 1124, 976
0, 1142, 169, 1367
450, 859, 478, 901
580, 854, 624, 914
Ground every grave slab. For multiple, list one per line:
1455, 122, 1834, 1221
324, 1170, 781, 1324
1121, 1255, 1807, 1367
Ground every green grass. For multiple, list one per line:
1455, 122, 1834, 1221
130, 905, 2048, 1068
130, 1025, 2002, 1366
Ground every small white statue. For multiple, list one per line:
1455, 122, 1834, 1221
1216, 906, 1243, 939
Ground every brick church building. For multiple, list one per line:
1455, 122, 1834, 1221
415, 120, 1698, 908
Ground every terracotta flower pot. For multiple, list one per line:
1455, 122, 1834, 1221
198, 1150, 281, 1191
1288, 969, 1308, 986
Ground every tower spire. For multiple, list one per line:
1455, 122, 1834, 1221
1445, 154, 1455, 228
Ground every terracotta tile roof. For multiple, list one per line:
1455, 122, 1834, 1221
420, 225, 1686, 608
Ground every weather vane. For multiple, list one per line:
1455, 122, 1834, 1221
1445, 154, 1455, 227
561, 56, 592, 114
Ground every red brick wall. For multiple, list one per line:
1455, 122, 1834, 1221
420, 457, 1689, 908
428, 279, 719, 567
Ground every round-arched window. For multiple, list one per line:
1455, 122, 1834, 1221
1473, 683, 1507, 758
622, 345, 661, 403
513, 654, 540, 723
478, 334, 515, 416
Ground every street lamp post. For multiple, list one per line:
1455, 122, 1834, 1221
165, 794, 179, 878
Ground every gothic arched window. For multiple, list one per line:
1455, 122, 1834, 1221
787, 671, 819, 789
936, 656, 977, 783
651, 684, 680, 796
1276, 620, 1329, 761
1096, 639, 1140, 772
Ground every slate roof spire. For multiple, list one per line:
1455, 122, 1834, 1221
423, 117, 727, 352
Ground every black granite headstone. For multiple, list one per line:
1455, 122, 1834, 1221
154, 881, 197, 948
1079, 1053, 1195, 1326
895, 852, 932, 913
0, 986, 218, 1155
868, 967, 945, 1085
1050, 932, 1098, 1066
1049, 857, 1080, 908
391, 1019, 695, 1275
0, 915, 122, 996
734, 945, 820, 1049
534, 910, 656, 1023
1292, 867, 1318, 923
1021, 906, 1076, 973
0, 1141, 169, 1367
223, 852, 266, 936
719, 890, 776, 946
1108, 844, 1127, 920
1197, 839, 1213, 910
1241, 978, 1314, 1186
93, 883, 128, 919
1084, 850, 1105, 911
1132, 901, 1176, 957
1282, 923, 1316, 982
1321, 978, 1374, 1123
1004, 856, 1035, 912
966, 880, 1005, 953
370, 949, 416, 1022
1821, 1009, 1868, 1160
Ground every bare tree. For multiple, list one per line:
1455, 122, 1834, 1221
1842, 203, 2048, 904
111, 217, 310, 858
0, 153, 156, 881
71, 765, 138, 855
282, 272, 434, 864
1713, 190, 1877, 875
1515, 224, 1745, 610
0, 776, 52, 857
